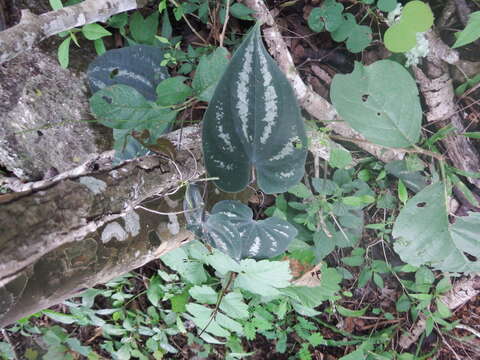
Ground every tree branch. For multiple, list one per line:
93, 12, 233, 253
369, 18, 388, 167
0, 0, 147, 64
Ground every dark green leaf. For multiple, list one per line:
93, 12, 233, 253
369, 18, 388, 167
192, 47, 230, 102
130, 11, 159, 44
156, 76, 193, 105
202, 25, 307, 193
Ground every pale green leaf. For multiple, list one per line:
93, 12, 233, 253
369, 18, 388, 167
82, 23, 112, 40
453, 12, 480, 48
393, 182, 480, 273
331, 60, 422, 148
58, 37, 71, 68
189, 286, 218, 304
219, 292, 249, 319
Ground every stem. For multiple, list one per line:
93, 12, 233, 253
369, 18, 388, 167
219, 0, 230, 48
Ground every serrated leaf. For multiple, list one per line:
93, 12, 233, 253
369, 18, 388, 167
82, 23, 112, 40
331, 60, 422, 148
192, 47, 230, 102
90, 84, 175, 129
186, 303, 231, 337
235, 259, 292, 297
189, 285, 218, 304
453, 12, 480, 48
219, 292, 249, 319
87, 45, 168, 101
392, 182, 480, 273
210, 200, 298, 259
202, 25, 307, 194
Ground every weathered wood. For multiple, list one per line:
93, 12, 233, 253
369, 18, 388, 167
0, 0, 147, 64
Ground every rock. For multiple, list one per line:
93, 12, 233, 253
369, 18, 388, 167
0, 45, 111, 180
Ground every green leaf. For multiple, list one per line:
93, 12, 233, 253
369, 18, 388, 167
209, 200, 298, 260
235, 259, 291, 297
308, 0, 345, 33
331, 13, 356, 42
58, 37, 71, 68
93, 39, 106, 55
156, 76, 193, 105
336, 305, 368, 317
42, 310, 77, 324
219, 292, 249, 320
385, 160, 428, 193
396, 294, 411, 312
346, 24, 372, 53
82, 23, 112, 40
377, 0, 397, 12
192, 47, 230, 102
436, 299, 451, 318
331, 60, 422, 148
229, 3, 254, 20
329, 148, 353, 169
171, 289, 189, 313
453, 12, 480, 48
111, 129, 148, 163
202, 25, 307, 194
87, 45, 168, 101
147, 275, 163, 306
384, 1, 434, 53
392, 182, 480, 273
189, 285, 218, 304
397, 179, 408, 204
90, 84, 175, 129
129, 11, 159, 44
186, 303, 231, 337
288, 183, 313, 198
312, 178, 339, 195
161, 247, 208, 284
49, 0, 63, 10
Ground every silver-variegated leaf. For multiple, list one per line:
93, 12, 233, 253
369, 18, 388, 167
204, 213, 242, 261
211, 200, 298, 259
202, 25, 307, 194
87, 45, 168, 100
183, 184, 206, 237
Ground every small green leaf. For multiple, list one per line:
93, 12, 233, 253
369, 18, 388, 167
58, 37, 71, 68
189, 285, 218, 304
146, 275, 163, 306
49, 0, 63, 10
229, 3, 254, 20
329, 148, 353, 169
312, 178, 339, 195
288, 183, 313, 198
396, 294, 411, 312
345, 25, 372, 53
42, 310, 77, 324
436, 299, 451, 318
377, 0, 397, 12
93, 38, 106, 55
342, 254, 364, 267
171, 289, 189, 313
397, 179, 408, 203
453, 12, 480, 48
156, 76, 193, 105
82, 23, 112, 40
192, 47, 230, 102
129, 11, 159, 44
336, 305, 368, 317
219, 292, 249, 319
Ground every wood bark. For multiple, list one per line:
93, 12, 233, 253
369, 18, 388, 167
0, 0, 147, 64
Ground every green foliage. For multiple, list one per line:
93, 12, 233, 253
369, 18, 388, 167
331, 60, 422, 148
393, 182, 480, 273
308, 0, 373, 53
202, 24, 307, 193
384, 1, 434, 53
453, 11, 480, 48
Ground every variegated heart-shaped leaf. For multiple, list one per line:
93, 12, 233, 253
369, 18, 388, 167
87, 45, 168, 100
211, 200, 298, 259
203, 213, 242, 261
202, 24, 307, 194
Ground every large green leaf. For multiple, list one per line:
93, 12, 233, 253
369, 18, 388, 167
90, 84, 176, 130
392, 182, 480, 273
87, 45, 168, 101
331, 60, 422, 148
202, 25, 307, 194
210, 200, 298, 260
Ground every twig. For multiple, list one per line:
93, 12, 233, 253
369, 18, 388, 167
219, 0, 230, 47
456, 324, 480, 339
169, 0, 208, 44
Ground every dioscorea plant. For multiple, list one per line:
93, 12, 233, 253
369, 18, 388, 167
202, 23, 308, 194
